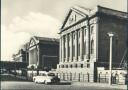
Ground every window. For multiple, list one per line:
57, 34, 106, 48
75, 64, 78, 68
48, 73, 55, 76
70, 65, 72, 68
91, 40, 94, 54
81, 64, 83, 68
87, 64, 90, 68
61, 65, 64, 68
66, 65, 68, 68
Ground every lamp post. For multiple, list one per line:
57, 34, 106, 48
107, 32, 114, 85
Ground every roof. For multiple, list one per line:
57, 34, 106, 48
60, 5, 128, 30
34, 36, 59, 42
95, 6, 128, 19
32, 36, 59, 45
71, 5, 91, 16
72, 5, 128, 19
28, 36, 59, 49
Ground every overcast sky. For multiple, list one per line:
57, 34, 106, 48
1, 0, 127, 61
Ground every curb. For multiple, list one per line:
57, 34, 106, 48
71, 82, 127, 89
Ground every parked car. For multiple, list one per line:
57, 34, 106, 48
33, 72, 60, 84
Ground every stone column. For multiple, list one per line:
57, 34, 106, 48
29, 49, 34, 65
59, 37, 62, 63
33, 49, 35, 64
86, 25, 90, 59
75, 31, 78, 61
61, 36, 64, 63
80, 29, 83, 60
28, 50, 31, 66
70, 33, 73, 62
37, 45, 39, 67
66, 34, 68, 62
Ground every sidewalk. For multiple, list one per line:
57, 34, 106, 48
10, 74, 28, 81
71, 82, 127, 90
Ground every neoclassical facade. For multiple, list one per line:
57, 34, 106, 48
57, 6, 128, 82
12, 49, 27, 63
27, 36, 59, 71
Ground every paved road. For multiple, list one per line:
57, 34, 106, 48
1, 81, 124, 90
1, 74, 125, 90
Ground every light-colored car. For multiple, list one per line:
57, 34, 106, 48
33, 72, 60, 84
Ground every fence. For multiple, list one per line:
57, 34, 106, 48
26, 71, 127, 84
97, 73, 127, 84
56, 73, 127, 84
57, 73, 91, 82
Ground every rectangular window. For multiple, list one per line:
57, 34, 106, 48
87, 64, 90, 68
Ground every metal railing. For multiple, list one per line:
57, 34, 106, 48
56, 73, 127, 84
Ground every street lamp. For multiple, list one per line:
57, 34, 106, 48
107, 32, 114, 85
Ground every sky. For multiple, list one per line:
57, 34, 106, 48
1, 0, 127, 61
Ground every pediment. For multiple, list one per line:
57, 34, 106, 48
61, 8, 88, 29
29, 39, 35, 47
29, 37, 39, 48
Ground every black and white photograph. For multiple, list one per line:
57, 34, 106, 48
1, 0, 128, 90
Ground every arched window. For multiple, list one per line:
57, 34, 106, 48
91, 40, 94, 54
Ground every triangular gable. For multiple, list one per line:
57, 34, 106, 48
61, 7, 89, 29
29, 37, 39, 48
29, 39, 35, 47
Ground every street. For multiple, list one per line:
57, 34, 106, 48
1, 74, 126, 90
1, 81, 125, 90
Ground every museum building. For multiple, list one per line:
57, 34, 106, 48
57, 5, 128, 82
27, 36, 59, 71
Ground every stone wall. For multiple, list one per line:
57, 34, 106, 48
98, 15, 127, 67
